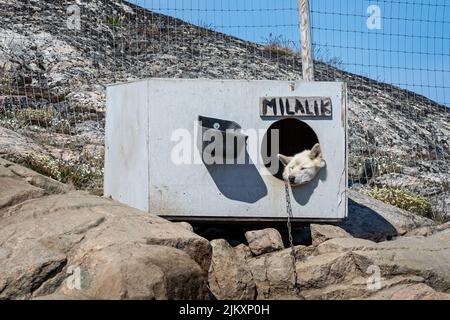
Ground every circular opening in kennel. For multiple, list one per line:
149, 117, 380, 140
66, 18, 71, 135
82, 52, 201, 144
261, 118, 319, 180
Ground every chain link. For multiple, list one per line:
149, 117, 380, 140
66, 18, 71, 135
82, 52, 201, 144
284, 179, 301, 296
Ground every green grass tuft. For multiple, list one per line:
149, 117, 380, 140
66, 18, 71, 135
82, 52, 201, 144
365, 187, 432, 217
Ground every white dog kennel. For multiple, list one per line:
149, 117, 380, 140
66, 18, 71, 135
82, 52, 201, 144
105, 79, 347, 222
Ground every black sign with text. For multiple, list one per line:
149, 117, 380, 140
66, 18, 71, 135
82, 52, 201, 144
260, 96, 332, 117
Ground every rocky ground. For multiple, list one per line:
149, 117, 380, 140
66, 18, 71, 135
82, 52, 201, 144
1, 158, 449, 300
0, 0, 448, 217
208, 222, 450, 300
0, 157, 211, 299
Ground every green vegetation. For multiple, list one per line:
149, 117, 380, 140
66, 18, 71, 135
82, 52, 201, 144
365, 187, 432, 217
106, 16, 124, 27
21, 153, 63, 181
348, 155, 404, 182
15, 107, 55, 127
18, 153, 104, 195
1, 107, 71, 133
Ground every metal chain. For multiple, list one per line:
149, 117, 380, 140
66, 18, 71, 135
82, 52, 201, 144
284, 179, 301, 296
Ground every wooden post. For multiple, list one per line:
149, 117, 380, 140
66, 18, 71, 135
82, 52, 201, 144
298, 0, 314, 81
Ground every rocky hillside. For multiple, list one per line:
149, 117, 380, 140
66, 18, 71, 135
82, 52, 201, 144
0, 0, 448, 214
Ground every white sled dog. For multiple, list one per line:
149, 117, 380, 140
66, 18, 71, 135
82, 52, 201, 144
277, 143, 326, 186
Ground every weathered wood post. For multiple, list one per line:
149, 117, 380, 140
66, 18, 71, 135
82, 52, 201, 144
298, 0, 314, 81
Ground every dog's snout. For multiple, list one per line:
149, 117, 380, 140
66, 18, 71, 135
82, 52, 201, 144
289, 176, 296, 184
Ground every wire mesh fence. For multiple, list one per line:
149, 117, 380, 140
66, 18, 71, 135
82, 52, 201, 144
0, 0, 448, 219
309, 0, 449, 220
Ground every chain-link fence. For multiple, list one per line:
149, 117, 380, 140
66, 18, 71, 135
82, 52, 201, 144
0, 0, 448, 219
309, 0, 449, 220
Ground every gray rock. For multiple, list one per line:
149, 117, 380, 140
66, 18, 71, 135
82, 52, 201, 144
0, 127, 50, 161
0, 160, 211, 300
247, 248, 302, 300
33, 292, 94, 300
310, 224, 352, 246
58, 244, 206, 300
369, 283, 450, 300
314, 230, 450, 294
234, 244, 252, 261
245, 228, 284, 256
208, 239, 256, 300
176, 222, 194, 233
296, 251, 370, 299
211, 229, 450, 300
437, 222, 450, 231
405, 226, 438, 237
297, 230, 450, 299
0, 176, 45, 209
341, 190, 436, 241
26, 175, 72, 194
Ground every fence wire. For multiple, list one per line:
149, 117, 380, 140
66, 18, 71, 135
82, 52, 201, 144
0, 0, 448, 219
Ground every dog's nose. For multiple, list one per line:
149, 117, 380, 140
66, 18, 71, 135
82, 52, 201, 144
289, 177, 296, 184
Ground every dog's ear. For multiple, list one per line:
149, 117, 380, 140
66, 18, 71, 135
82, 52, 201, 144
277, 154, 293, 166
309, 143, 322, 160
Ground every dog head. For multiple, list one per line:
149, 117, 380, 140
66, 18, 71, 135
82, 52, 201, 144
277, 143, 326, 186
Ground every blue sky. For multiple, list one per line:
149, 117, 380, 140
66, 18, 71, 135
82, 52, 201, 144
129, 0, 449, 107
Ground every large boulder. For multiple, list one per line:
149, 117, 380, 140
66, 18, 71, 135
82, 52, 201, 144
57, 244, 206, 300
306, 230, 450, 299
0, 158, 211, 300
208, 239, 256, 300
341, 190, 436, 241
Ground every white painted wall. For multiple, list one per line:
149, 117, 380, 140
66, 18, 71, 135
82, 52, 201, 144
105, 81, 149, 211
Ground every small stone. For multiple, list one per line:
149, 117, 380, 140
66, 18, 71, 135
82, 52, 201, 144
245, 228, 284, 256
310, 224, 352, 246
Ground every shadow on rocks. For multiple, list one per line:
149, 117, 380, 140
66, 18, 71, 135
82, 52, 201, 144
192, 223, 312, 247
